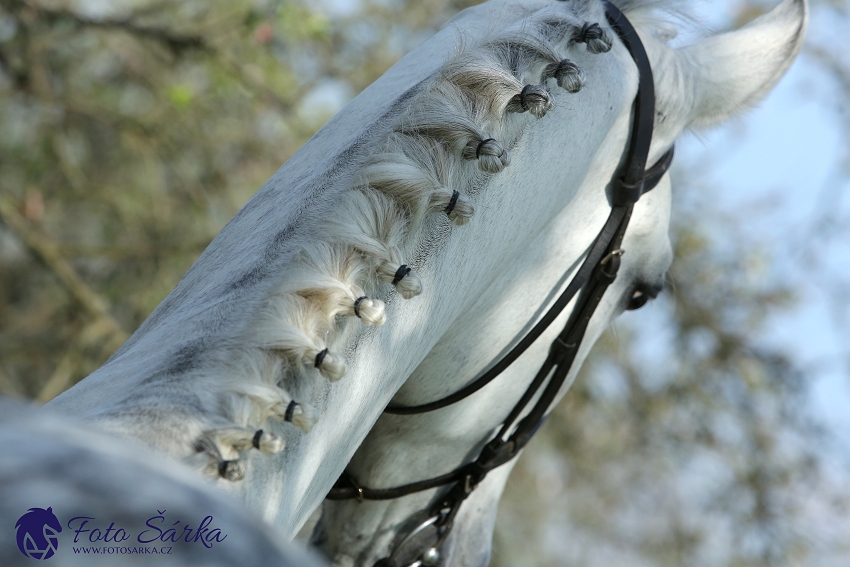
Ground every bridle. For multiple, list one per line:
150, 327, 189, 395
325, 2, 675, 565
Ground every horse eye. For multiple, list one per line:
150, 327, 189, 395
626, 289, 650, 310
625, 282, 663, 311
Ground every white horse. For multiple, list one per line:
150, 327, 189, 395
45, 0, 807, 565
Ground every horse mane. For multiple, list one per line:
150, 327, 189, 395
53, 0, 676, 482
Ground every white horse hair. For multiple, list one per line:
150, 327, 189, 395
44, 0, 807, 565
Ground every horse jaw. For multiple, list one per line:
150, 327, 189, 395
315, 1, 808, 565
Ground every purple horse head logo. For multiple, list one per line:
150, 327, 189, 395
15, 507, 62, 560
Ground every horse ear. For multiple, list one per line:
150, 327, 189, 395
680, 0, 808, 128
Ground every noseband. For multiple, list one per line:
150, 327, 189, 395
326, 3, 675, 565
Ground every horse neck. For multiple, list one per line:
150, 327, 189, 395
262, 52, 637, 536
46, 0, 636, 535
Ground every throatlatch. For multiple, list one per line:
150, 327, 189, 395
326, 3, 675, 566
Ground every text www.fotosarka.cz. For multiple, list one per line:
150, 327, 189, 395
72, 546, 174, 555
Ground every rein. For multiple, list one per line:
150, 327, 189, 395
325, 2, 674, 565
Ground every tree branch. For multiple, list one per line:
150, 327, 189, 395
0, 195, 127, 341
27, 2, 212, 56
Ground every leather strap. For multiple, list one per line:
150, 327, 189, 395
604, 0, 656, 206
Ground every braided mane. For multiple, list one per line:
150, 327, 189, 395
181, 1, 629, 480
52, 0, 669, 483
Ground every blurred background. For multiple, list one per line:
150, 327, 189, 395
0, 0, 848, 565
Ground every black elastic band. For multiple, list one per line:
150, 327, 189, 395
284, 400, 298, 423
392, 265, 411, 285
580, 22, 603, 42
252, 430, 263, 449
445, 191, 460, 215
519, 84, 533, 110
353, 296, 367, 318
557, 59, 576, 74
314, 348, 328, 368
476, 138, 495, 159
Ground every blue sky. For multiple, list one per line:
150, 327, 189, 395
667, 0, 850, 452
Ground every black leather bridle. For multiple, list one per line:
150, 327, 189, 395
325, 3, 675, 566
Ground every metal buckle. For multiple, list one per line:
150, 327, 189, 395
463, 474, 476, 494
347, 474, 365, 502
385, 514, 446, 567
600, 249, 625, 266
